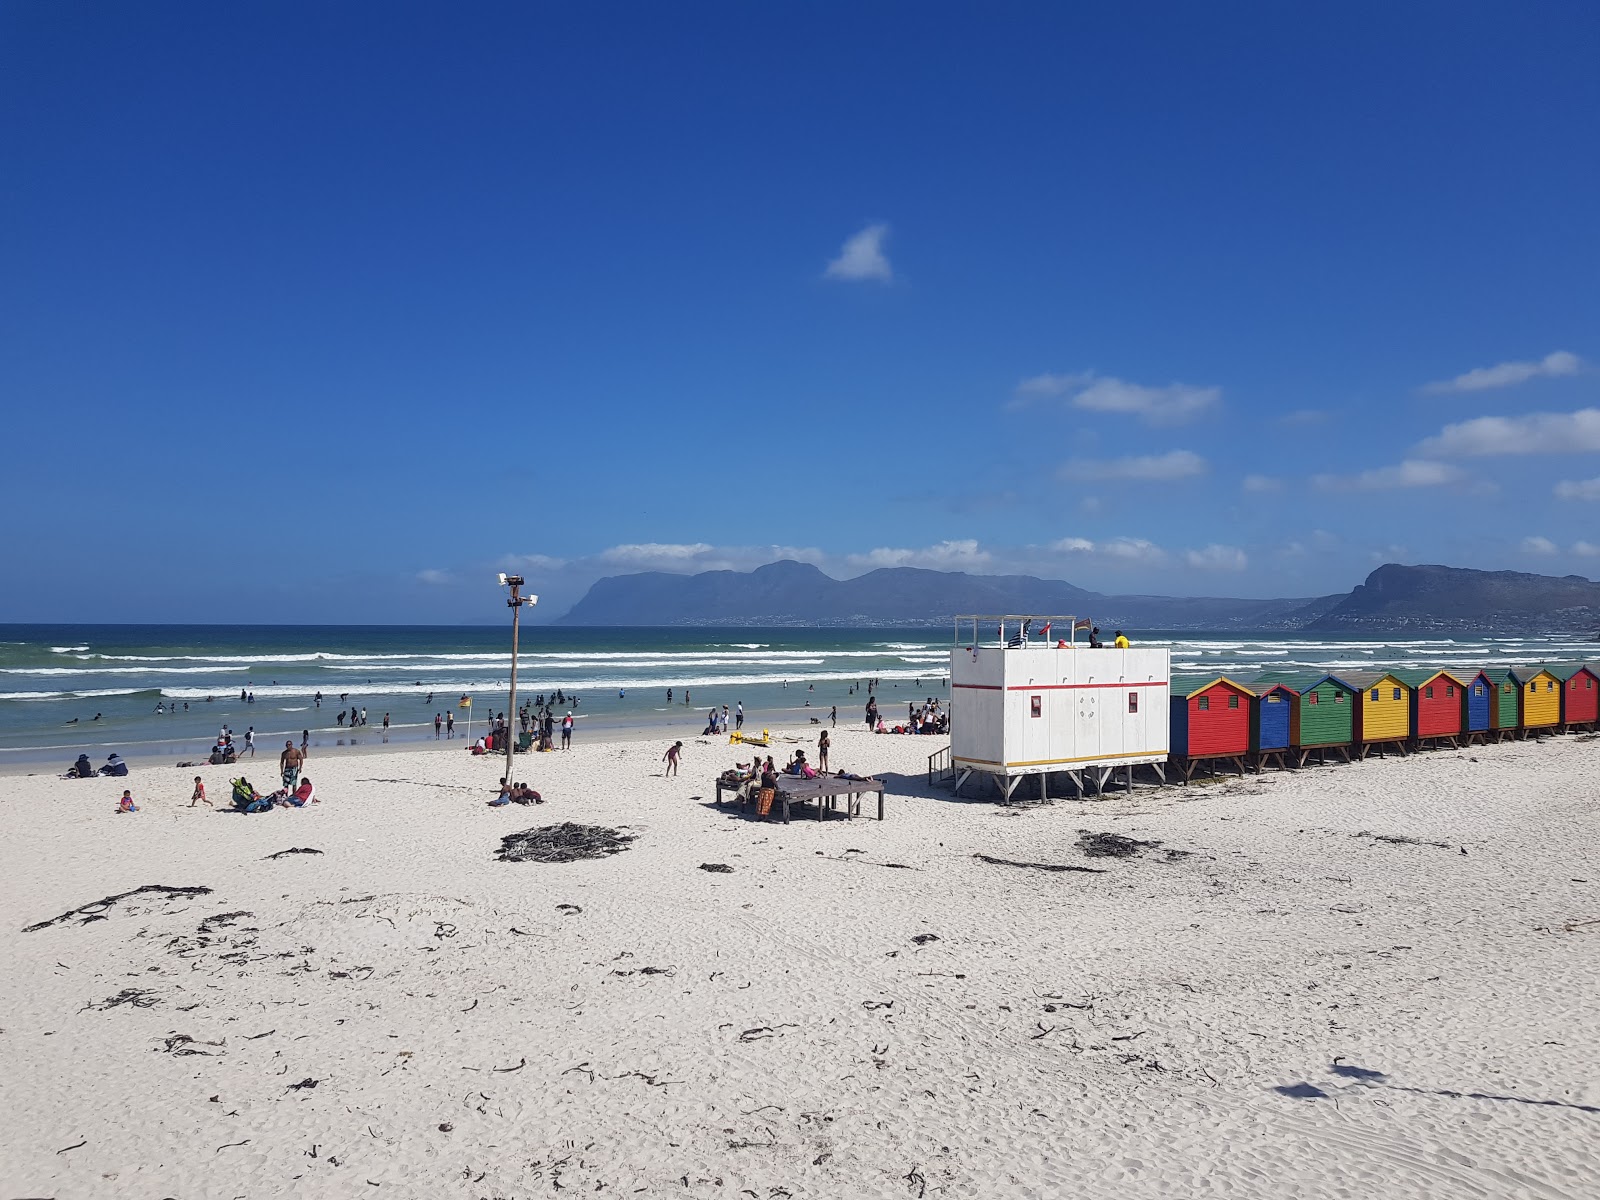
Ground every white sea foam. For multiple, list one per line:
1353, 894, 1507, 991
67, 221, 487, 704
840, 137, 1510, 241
50, 645, 90, 653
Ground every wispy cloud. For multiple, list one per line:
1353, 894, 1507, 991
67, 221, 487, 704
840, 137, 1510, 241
1278, 408, 1327, 426
1521, 535, 1558, 555
845, 539, 990, 570
1241, 474, 1283, 493
1058, 450, 1207, 482
1573, 541, 1600, 557
416, 568, 453, 585
824, 223, 892, 283
599, 543, 716, 567
497, 552, 567, 573
1555, 476, 1600, 501
1184, 544, 1248, 570
1051, 536, 1167, 564
1420, 350, 1582, 395
1014, 372, 1219, 426
1312, 459, 1465, 491
1417, 408, 1600, 456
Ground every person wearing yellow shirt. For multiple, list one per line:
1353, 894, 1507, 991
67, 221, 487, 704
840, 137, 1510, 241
1113, 630, 1130, 649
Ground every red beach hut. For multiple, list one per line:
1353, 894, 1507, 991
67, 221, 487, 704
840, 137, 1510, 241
1169, 677, 1256, 780
1557, 664, 1600, 731
1397, 668, 1468, 749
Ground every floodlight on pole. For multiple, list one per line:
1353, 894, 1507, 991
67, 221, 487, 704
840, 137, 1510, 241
498, 573, 536, 786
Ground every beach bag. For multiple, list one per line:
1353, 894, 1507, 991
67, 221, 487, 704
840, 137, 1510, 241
231, 779, 255, 808
755, 787, 776, 818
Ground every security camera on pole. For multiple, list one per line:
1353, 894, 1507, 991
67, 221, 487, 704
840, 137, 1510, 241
498, 573, 538, 786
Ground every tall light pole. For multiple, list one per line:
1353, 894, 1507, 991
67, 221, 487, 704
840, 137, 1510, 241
498, 573, 537, 786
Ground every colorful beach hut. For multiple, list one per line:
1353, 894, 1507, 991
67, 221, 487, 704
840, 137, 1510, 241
1484, 670, 1523, 740
1169, 677, 1256, 780
1249, 682, 1296, 769
1556, 663, 1600, 731
1510, 666, 1562, 737
1343, 670, 1413, 758
1395, 668, 1468, 749
1250, 671, 1357, 766
1462, 670, 1494, 743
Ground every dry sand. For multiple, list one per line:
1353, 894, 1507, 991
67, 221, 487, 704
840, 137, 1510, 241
2, 724, 1597, 1198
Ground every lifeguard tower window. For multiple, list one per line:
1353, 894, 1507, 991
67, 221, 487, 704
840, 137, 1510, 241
1030, 696, 1041, 718
1128, 692, 1138, 713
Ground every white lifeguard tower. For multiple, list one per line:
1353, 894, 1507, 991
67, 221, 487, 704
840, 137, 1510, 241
946, 615, 1171, 800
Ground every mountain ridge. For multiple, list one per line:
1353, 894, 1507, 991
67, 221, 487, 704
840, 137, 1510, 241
556, 560, 1600, 632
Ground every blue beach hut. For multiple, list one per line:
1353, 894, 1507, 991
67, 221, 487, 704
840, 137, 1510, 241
1250, 683, 1295, 769
1463, 670, 1493, 742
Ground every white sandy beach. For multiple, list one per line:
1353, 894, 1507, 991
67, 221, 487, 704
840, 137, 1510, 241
2, 725, 1596, 1198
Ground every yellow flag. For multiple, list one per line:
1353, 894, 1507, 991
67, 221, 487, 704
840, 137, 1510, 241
459, 697, 472, 708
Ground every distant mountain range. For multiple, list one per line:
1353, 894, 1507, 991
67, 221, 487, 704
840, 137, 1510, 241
554, 559, 1600, 632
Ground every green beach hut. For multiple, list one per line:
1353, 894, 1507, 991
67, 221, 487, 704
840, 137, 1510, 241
1249, 670, 1358, 766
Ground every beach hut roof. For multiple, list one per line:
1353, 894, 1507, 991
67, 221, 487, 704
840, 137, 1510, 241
1392, 667, 1469, 688
1341, 669, 1408, 690
1172, 675, 1258, 699
1507, 665, 1559, 684
1248, 669, 1356, 694
1547, 662, 1599, 682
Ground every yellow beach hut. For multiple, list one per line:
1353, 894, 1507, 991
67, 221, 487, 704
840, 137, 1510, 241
1343, 670, 1413, 758
1509, 666, 1562, 736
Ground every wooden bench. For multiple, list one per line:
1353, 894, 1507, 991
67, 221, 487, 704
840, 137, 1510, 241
713, 775, 886, 823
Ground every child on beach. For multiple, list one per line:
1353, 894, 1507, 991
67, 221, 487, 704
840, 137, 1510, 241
190, 776, 211, 807
663, 740, 683, 777
117, 790, 138, 813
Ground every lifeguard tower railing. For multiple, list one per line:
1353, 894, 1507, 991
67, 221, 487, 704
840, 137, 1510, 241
953, 614, 1089, 650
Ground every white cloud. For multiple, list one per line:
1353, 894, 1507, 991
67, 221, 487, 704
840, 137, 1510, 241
1059, 450, 1207, 482
416, 569, 452, 585
598, 542, 717, 568
1242, 474, 1283, 492
1555, 476, 1600, 501
1312, 459, 1465, 491
1184, 544, 1248, 570
1048, 536, 1167, 564
823, 223, 892, 283
1015, 372, 1219, 426
1573, 541, 1600, 557
1420, 350, 1582, 395
1103, 538, 1166, 563
1418, 408, 1600, 457
845, 539, 990, 570
497, 552, 567, 573
1521, 536, 1558, 555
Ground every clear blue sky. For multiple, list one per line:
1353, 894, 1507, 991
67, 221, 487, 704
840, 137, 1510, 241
3, 2, 1597, 622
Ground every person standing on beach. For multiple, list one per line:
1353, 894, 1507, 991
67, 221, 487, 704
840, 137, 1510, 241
280, 740, 305, 792
301, 729, 310, 755
721, 704, 730, 733
735, 701, 744, 730
245, 727, 255, 757
830, 705, 837, 728
663, 740, 682, 777
190, 776, 211, 807
818, 729, 830, 774
382, 713, 390, 735
446, 711, 455, 738
434, 713, 442, 738
561, 711, 573, 749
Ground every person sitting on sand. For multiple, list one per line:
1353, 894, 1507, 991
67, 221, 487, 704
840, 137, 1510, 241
279, 777, 314, 807
68, 753, 94, 779
294, 777, 317, 805
100, 753, 129, 777
117, 790, 138, 813
190, 776, 211, 808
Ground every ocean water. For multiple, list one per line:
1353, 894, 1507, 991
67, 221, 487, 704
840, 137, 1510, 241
2, 623, 1596, 769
